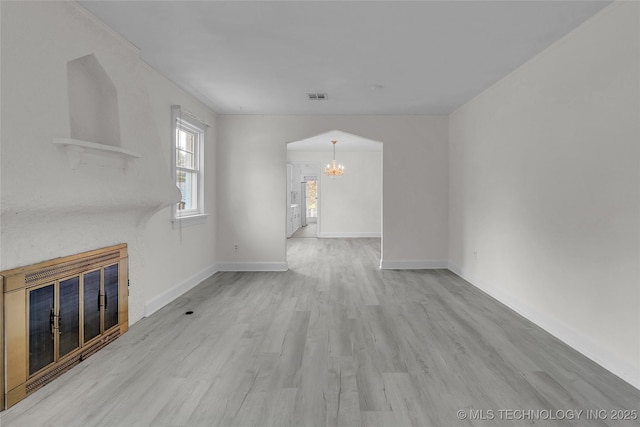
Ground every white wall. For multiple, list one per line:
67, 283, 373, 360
449, 2, 639, 388
217, 116, 449, 269
287, 151, 382, 237
0, 1, 217, 323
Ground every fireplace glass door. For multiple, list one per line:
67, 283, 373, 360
103, 264, 119, 331
83, 264, 118, 342
83, 270, 101, 343
28, 284, 55, 375
58, 277, 80, 358
27, 264, 121, 377
28, 277, 81, 375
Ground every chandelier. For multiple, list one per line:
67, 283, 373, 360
324, 140, 345, 176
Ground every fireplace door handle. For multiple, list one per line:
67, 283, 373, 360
50, 308, 55, 340
97, 292, 107, 310
104, 291, 107, 310
58, 310, 62, 335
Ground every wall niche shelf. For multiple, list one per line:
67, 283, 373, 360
53, 138, 141, 171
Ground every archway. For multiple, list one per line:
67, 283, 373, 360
285, 130, 383, 268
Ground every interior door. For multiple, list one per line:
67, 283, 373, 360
304, 176, 318, 223
300, 182, 307, 227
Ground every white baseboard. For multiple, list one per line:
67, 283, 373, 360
448, 262, 640, 391
144, 263, 218, 317
318, 231, 381, 238
217, 262, 288, 272
380, 259, 449, 270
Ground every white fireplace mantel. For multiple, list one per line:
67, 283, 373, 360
53, 138, 141, 171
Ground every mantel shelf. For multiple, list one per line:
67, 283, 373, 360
53, 138, 141, 170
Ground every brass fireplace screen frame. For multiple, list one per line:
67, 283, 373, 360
1, 244, 129, 410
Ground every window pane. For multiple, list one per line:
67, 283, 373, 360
177, 149, 185, 167
190, 173, 198, 210
177, 170, 186, 184
176, 149, 194, 169
177, 128, 195, 153
177, 170, 187, 210
177, 171, 197, 211
185, 132, 194, 152
174, 114, 202, 217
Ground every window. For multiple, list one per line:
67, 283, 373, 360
172, 106, 205, 219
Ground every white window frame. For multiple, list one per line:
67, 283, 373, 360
172, 106, 205, 221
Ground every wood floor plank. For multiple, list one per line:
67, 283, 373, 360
262, 388, 298, 427
383, 372, 434, 427
269, 310, 311, 389
1, 237, 638, 427
229, 391, 267, 427
259, 297, 299, 353
361, 410, 404, 427
292, 299, 331, 427
150, 379, 211, 426
349, 317, 393, 412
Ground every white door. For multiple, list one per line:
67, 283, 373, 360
304, 176, 317, 224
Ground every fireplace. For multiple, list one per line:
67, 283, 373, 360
1, 244, 129, 409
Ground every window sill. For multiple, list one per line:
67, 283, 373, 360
172, 213, 208, 228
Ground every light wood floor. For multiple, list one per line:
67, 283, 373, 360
2, 238, 638, 427
290, 223, 317, 238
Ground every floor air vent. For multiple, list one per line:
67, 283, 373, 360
307, 93, 327, 100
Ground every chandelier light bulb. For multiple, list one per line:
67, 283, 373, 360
323, 140, 345, 177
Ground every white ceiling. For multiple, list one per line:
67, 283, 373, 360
79, 1, 610, 116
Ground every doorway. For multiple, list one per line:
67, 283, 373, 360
286, 163, 321, 238
285, 129, 383, 268
303, 176, 317, 224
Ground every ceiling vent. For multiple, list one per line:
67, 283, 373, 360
307, 93, 327, 100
